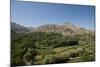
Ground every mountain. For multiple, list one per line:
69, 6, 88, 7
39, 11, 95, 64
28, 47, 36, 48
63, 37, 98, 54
11, 22, 94, 35
11, 22, 31, 33
33, 23, 94, 35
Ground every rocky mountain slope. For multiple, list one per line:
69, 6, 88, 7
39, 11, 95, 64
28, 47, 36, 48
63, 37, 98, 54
11, 22, 94, 35
11, 22, 31, 33
33, 23, 94, 35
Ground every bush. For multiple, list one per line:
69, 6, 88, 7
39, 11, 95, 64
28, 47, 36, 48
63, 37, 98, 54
80, 51, 95, 62
67, 40, 79, 46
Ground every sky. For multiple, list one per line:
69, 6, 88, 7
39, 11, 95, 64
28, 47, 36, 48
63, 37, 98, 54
11, 0, 95, 30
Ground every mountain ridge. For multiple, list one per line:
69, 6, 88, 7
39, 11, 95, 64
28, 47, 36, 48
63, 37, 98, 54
11, 22, 94, 35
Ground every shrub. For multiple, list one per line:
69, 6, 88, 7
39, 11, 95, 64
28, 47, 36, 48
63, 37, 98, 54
80, 51, 95, 62
67, 40, 79, 46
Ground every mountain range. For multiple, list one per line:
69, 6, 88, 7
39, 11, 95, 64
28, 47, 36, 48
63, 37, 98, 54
11, 22, 94, 35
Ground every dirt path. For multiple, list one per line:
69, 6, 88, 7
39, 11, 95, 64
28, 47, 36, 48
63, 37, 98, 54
23, 48, 32, 66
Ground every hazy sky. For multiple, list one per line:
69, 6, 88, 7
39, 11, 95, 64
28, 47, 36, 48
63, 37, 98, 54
11, 0, 95, 30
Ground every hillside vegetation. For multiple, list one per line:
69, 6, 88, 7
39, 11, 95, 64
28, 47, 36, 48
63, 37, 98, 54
11, 23, 95, 66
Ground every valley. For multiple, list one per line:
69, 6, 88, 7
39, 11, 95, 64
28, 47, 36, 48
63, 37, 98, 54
11, 22, 95, 66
